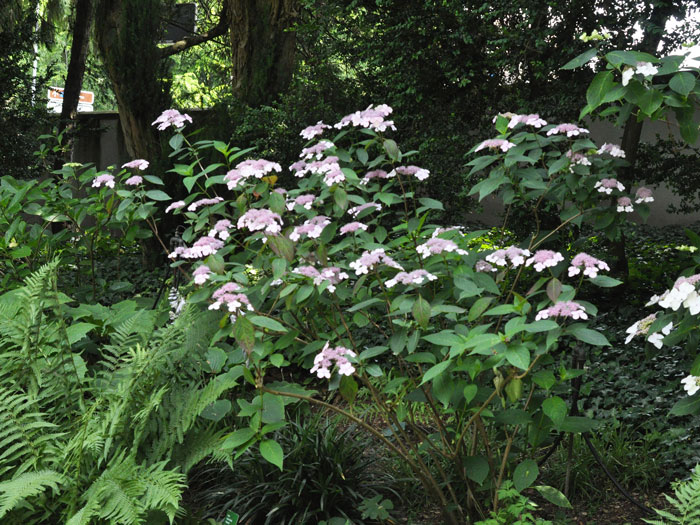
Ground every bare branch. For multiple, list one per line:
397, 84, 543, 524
158, 0, 229, 59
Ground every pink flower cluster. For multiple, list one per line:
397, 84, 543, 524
501, 113, 548, 128
340, 221, 368, 235
525, 250, 564, 272
225, 159, 282, 190
300, 121, 331, 140
237, 208, 283, 235
208, 282, 254, 315
385, 269, 437, 288
293, 265, 349, 293
311, 342, 356, 378
349, 249, 403, 275
546, 123, 589, 137
334, 104, 395, 133
193, 265, 212, 285
476, 260, 497, 272
169, 236, 224, 259
152, 109, 192, 130
348, 202, 382, 218
360, 169, 391, 185
125, 175, 143, 186
475, 139, 516, 153
595, 178, 625, 194
416, 238, 468, 258
535, 301, 588, 321
165, 200, 186, 213
597, 143, 626, 158
390, 165, 430, 181
290, 216, 330, 241
300, 141, 334, 160
122, 159, 149, 170
635, 187, 654, 203
286, 194, 316, 211
567, 253, 610, 279
485, 246, 531, 267
566, 150, 591, 167
188, 197, 224, 212
289, 156, 345, 186
617, 197, 633, 213
92, 174, 115, 189
208, 219, 232, 240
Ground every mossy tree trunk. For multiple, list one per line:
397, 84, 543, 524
228, 0, 298, 107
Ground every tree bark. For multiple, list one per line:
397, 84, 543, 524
58, 0, 94, 162
228, 0, 298, 107
94, 0, 169, 161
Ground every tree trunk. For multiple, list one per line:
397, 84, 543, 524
228, 0, 298, 107
94, 0, 170, 161
58, 0, 93, 161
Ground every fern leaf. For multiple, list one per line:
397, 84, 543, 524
0, 469, 64, 518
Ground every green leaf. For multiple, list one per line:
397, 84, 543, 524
464, 456, 490, 485
542, 396, 567, 426
560, 48, 597, 70
467, 154, 498, 176
513, 459, 539, 492
201, 399, 231, 421
463, 384, 477, 404
221, 428, 256, 450
420, 361, 451, 385
10, 245, 31, 259
339, 375, 358, 404
261, 393, 285, 424
412, 295, 431, 328
383, 139, 400, 161
586, 70, 615, 110
533, 485, 572, 508
567, 325, 610, 346
205, 347, 227, 373
249, 315, 287, 333
260, 439, 284, 471
669, 393, 700, 416
418, 197, 444, 210
606, 50, 658, 66
423, 331, 463, 347
65, 322, 97, 345
590, 275, 623, 287
669, 72, 695, 97
267, 235, 295, 262
145, 189, 171, 201
505, 346, 530, 370
638, 89, 663, 117
233, 316, 255, 354
334, 188, 349, 210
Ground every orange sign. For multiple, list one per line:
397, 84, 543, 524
48, 87, 94, 105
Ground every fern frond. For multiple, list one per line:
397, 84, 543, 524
645, 465, 700, 525
0, 469, 64, 519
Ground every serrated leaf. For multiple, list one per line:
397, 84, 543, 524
260, 439, 284, 471
533, 485, 572, 508
669, 394, 700, 416
560, 48, 597, 70
546, 278, 562, 303
542, 396, 567, 426
669, 72, 695, 97
65, 322, 97, 345
420, 360, 451, 385
145, 189, 171, 201
586, 70, 615, 110
249, 315, 287, 332
233, 315, 255, 354
412, 295, 431, 328
567, 326, 610, 346
205, 347, 227, 373
464, 455, 490, 485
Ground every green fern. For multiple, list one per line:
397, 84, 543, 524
0, 469, 64, 518
645, 465, 700, 524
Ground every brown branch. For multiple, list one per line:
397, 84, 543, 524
158, 1, 230, 58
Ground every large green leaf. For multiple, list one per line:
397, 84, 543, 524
669, 393, 700, 416
669, 72, 695, 97
464, 456, 490, 485
534, 485, 572, 508
586, 70, 615, 110
560, 48, 597, 70
420, 361, 451, 385
260, 439, 284, 471
249, 315, 287, 333
513, 459, 539, 492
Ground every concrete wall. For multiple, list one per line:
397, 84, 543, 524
73, 111, 700, 227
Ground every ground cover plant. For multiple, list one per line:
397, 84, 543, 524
2, 42, 700, 525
